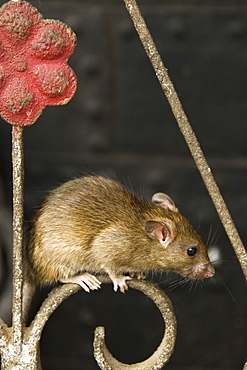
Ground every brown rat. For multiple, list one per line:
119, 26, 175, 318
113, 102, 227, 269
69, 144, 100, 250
23, 175, 214, 316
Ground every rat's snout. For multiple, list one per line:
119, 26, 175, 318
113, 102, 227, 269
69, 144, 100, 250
193, 262, 215, 279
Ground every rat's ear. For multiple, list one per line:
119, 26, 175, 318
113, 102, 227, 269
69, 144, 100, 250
151, 193, 178, 213
145, 220, 173, 248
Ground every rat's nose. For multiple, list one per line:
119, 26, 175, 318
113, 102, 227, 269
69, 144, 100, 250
204, 263, 215, 278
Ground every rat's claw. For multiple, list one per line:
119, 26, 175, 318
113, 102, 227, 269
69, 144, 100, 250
61, 272, 102, 292
112, 275, 132, 292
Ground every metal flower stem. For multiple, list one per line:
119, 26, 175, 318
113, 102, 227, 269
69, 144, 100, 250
122, 0, 247, 281
11, 125, 24, 354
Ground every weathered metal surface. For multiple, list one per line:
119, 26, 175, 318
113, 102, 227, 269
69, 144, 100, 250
0, 1, 78, 369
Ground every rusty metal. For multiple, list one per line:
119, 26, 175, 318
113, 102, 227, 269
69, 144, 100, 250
11, 125, 24, 355
0, 0, 77, 126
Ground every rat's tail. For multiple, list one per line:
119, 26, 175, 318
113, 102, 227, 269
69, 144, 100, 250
22, 266, 36, 325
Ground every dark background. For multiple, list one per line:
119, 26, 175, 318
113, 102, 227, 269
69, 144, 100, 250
0, 0, 247, 369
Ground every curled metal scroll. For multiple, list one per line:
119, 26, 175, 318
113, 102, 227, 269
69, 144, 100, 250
32, 278, 176, 370
93, 278, 177, 370
26, 278, 176, 370
0, 278, 176, 369
0, 283, 81, 370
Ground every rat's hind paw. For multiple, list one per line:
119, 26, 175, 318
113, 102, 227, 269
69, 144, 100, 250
129, 272, 146, 280
61, 272, 101, 292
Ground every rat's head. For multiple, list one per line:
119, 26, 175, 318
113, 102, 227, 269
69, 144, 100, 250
145, 192, 215, 280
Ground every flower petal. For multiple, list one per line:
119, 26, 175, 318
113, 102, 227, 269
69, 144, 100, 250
0, 77, 44, 126
31, 20, 76, 60
33, 64, 77, 104
0, 1, 41, 43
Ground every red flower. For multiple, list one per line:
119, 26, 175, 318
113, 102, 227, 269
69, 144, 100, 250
0, 0, 77, 126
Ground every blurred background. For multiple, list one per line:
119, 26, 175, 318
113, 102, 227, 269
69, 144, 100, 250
0, 0, 247, 369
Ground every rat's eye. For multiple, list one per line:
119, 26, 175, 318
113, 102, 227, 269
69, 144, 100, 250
187, 247, 197, 257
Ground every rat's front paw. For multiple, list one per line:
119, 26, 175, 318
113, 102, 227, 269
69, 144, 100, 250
111, 275, 132, 292
61, 272, 101, 292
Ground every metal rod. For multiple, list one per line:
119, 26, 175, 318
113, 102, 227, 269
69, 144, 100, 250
12, 125, 24, 354
122, 0, 247, 280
